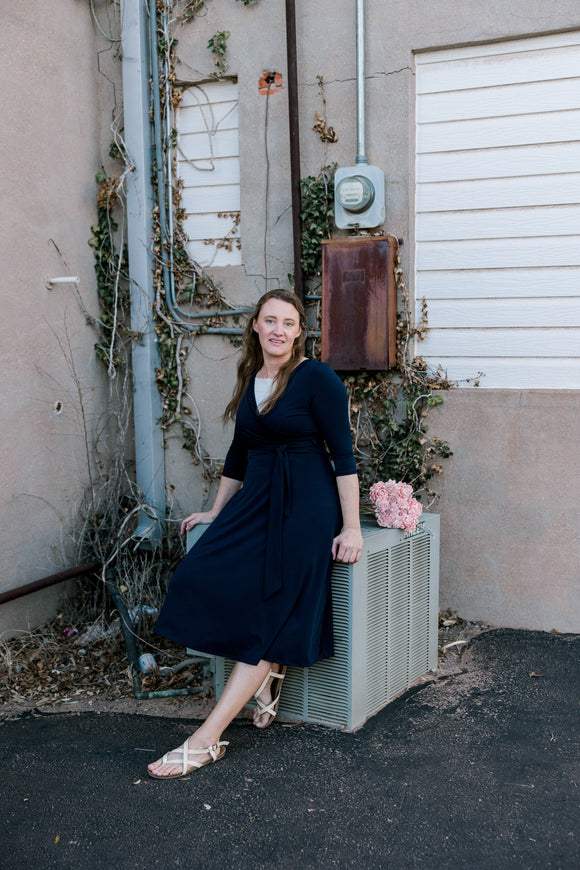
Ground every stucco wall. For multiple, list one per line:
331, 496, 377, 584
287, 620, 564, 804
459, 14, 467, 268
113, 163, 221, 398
166, 0, 580, 631
2, 0, 578, 637
0, 3, 109, 636
430, 390, 579, 632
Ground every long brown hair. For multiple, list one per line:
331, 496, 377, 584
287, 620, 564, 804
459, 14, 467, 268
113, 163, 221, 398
223, 289, 307, 422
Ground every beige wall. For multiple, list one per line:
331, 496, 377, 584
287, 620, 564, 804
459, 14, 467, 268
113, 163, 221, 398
430, 391, 579, 632
167, 1, 580, 632
0, 3, 109, 636
2, 1, 578, 636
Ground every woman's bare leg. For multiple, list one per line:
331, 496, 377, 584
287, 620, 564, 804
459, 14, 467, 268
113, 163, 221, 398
148, 658, 272, 777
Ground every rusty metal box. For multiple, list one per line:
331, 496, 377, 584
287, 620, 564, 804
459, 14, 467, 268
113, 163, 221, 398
321, 236, 397, 370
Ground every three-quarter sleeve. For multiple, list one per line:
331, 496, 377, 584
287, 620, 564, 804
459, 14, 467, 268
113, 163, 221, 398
222, 425, 248, 481
310, 363, 358, 477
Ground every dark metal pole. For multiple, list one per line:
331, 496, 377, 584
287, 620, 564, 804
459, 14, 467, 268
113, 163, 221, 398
0, 562, 100, 607
285, 0, 304, 303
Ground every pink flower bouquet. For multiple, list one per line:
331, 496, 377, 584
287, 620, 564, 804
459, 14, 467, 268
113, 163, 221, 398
369, 480, 423, 532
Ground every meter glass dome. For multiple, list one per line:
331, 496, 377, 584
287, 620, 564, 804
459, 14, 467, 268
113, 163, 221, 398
336, 175, 375, 214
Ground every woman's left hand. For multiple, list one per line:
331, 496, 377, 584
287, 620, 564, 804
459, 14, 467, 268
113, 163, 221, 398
332, 528, 364, 564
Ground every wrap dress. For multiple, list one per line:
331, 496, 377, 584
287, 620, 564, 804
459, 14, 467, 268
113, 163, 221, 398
154, 358, 357, 667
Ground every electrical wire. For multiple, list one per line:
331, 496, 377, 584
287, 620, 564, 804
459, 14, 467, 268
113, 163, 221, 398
89, 0, 122, 43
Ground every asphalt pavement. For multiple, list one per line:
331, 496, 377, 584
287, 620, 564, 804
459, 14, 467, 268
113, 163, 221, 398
1, 628, 578, 869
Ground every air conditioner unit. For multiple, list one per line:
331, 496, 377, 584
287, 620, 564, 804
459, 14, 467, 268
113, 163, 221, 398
188, 514, 439, 731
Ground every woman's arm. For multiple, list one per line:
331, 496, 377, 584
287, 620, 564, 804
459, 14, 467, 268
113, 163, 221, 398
332, 474, 364, 564
180, 476, 243, 536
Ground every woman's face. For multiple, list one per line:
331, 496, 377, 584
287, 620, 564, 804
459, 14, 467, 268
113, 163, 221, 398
252, 298, 302, 364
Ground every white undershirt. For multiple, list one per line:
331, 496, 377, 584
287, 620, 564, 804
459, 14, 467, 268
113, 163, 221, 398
254, 376, 275, 411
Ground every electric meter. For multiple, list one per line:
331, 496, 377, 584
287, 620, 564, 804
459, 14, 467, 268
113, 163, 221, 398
336, 175, 375, 213
334, 164, 385, 229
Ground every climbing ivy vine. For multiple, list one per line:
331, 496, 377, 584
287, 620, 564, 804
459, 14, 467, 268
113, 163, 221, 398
299, 164, 454, 506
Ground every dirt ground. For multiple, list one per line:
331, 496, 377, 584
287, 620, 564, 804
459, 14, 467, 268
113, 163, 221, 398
0, 609, 489, 721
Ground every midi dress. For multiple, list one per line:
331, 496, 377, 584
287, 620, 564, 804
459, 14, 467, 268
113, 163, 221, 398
154, 358, 357, 667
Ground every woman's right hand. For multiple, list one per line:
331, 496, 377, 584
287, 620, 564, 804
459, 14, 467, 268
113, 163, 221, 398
180, 510, 216, 537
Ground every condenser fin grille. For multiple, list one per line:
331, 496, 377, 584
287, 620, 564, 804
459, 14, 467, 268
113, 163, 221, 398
366, 550, 388, 715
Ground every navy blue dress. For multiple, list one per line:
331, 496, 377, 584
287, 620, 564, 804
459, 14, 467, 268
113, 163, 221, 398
154, 359, 357, 667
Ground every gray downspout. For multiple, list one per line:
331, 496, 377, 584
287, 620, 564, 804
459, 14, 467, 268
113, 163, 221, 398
120, 0, 166, 545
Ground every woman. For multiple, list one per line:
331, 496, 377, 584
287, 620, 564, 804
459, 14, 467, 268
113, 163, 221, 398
148, 289, 363, 779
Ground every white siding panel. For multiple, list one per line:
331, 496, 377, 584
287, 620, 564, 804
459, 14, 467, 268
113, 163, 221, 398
182, 213, 241, 241
180, 80, 239, 107
178, 129, 240, 161
416, 34, 580, 388
417, 205, 580, 241
415, 267, 580, 299
416, 110, 580, 153
177, 157, 240, 189
178, 103, 238, 136
417, 77, 580, 123
180, 184, 240, 214
417, 31, 580, 65
417, 174, 580, 212
417, 298, 580, 329
179, 91, 238, 133
416, 44, 580, 93
418, 328, 580, 357
422, 358, 580, 389
177, 80, 241, 267
187, 240, 242, 268
417, 237, 579, 270
417, 142, 580, 182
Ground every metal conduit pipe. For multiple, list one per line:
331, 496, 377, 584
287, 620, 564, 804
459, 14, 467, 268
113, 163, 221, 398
182, 308, 253, 320
0, 562, 100, 607
198, 327, 322, 337
148, 4, 196, 327
104, 567, 207, 700
355, 0, 368, 165
286, 0, 304, 303
148, 0, 173, 320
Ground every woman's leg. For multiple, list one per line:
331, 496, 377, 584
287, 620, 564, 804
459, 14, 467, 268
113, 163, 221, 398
148, 658, 272, 777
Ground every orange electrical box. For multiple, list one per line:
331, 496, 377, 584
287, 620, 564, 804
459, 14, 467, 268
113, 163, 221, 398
321, 236, 397, 371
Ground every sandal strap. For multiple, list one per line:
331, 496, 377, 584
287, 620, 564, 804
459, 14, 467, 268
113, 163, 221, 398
255, 697, 278, 717
254, 668, 286, 701
162, 739, 230, 774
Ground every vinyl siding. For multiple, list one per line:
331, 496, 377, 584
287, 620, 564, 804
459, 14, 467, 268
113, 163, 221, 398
176, 80, 241, 267
415, 32, 580, 389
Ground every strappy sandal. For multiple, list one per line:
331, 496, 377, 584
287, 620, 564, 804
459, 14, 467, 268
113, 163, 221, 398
147, 738, 229, 780
253, 665, 287, 728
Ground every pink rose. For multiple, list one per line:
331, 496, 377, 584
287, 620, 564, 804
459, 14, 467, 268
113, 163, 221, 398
369, 480, 423, 531
369, 481, 390, 504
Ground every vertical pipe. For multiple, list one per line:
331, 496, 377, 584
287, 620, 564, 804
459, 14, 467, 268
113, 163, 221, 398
149, 2, 171, 309
355, 0, 367, 165
285, 0, 304, 302
120, 0, 166, 545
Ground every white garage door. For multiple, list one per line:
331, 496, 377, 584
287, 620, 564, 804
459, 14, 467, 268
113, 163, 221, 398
415, 32, 580, 388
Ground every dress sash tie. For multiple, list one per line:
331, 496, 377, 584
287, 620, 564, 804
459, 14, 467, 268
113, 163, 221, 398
250, 441, 327, 600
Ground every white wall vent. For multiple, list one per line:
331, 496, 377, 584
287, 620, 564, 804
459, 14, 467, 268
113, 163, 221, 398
189, 514, 439, 731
